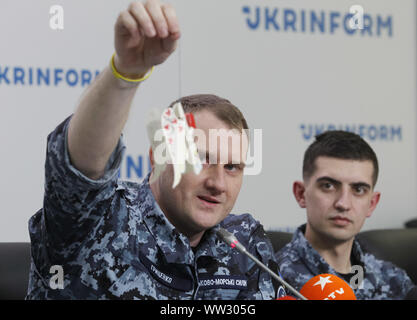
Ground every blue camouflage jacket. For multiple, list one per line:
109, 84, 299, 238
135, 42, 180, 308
276, 224, 416, 300
26, 117, 278, 300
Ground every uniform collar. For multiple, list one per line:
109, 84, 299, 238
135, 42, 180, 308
126, 174, 191, 264
192, 224, 232, 259
293, 224, 365, 276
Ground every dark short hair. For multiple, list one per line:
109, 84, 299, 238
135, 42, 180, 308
169, 94, 249, 132
303, 130, 379, 186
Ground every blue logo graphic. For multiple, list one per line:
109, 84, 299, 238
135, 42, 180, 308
0, 66, 100, 87
242, 6, 393, 37
118, 154, 152, 180
300, 124, 402, 141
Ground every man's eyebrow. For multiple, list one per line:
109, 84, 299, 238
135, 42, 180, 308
231, 162, 246, 169
316, 176, 341, 185
351, 182, 372, 189
316, 177, 372, 189
198, 149, 246, 167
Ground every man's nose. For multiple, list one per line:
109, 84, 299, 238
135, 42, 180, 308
205, 165, 227, 194
334, 187, 352, 212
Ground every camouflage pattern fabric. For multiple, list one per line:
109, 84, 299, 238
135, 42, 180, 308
26, 116, 278, 300
276, 224, 416, 300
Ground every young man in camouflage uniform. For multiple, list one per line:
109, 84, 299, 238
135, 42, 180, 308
276, 131, 416, 299
26, 0, 278, 299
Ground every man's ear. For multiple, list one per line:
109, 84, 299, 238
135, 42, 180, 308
293, 181, 307, 208
366, 191, 381, 218
149, 147, 154, 170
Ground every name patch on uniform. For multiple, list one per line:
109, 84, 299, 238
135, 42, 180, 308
198, 274, 248, 290
150, 265, 173, 284
136, 252, 193, 292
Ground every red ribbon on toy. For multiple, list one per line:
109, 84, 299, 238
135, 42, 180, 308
185, 113, 196, 128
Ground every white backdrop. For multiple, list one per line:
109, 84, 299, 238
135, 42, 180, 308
0, 0, 416, 242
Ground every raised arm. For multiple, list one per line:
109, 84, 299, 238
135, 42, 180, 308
67, 0, 180, 180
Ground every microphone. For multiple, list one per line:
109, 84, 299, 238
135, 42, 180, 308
300, 273, 356, 300
216, 228, 307, 300
405, 286, 417, 300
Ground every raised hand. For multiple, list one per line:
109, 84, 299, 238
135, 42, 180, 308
113, 0, 180, 78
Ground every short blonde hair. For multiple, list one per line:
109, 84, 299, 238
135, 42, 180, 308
169, 94, 249, 133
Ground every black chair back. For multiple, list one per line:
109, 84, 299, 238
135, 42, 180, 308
405, 218, 417, 228
356, 229, 417, 285
0, 243, 31, 300
266, 231, 293, 253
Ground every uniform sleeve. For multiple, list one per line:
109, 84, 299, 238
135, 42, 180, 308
382, 261, 416, 300
276, 245, 313, 293
249, 224, 280, 299
33, 115, 125, 259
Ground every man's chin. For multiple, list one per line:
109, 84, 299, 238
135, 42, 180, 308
323, 228, 356, 244
195, 219, 222, 231
192, 211, 226, 231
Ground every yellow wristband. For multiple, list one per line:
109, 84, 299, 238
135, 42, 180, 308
110, 53, 154, 83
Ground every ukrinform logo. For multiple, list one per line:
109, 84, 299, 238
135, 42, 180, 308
242, 5, 392, 37
0, 66, 100, 87
300, 124, 402, 142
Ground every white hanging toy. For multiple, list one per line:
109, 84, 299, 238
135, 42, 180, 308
146, 102, 202, 188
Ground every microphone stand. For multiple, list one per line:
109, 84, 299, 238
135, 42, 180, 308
217, 228, 308, 300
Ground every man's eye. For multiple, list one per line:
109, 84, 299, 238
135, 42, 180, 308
225, 164, 240, 172
354, 186, 367, 195
321, 182, 334, 190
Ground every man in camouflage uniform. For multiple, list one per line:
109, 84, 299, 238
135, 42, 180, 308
26, 0, 278, 299
276, 131, 416, 299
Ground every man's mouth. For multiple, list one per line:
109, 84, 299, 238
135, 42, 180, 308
197, 195, 221, 205
330, 215, 352, 225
